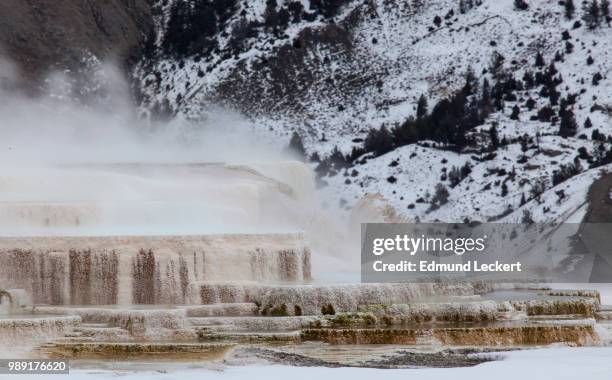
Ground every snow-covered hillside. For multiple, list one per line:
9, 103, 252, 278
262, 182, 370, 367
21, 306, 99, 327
133, 0, 612, 224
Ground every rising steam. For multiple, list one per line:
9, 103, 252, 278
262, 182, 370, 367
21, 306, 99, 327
0, 58, 357, 280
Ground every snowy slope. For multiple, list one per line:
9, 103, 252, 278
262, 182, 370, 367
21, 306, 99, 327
133, 0, 612, 224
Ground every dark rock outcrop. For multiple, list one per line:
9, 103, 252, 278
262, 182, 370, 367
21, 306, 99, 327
0, 0, 153, 88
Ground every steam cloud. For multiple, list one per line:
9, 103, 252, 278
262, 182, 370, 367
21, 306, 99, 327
0, 59, 286, 165
0, 58, 356, 280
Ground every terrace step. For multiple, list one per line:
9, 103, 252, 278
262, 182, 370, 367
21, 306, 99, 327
36, 342, 235, 360
300, 320, 599, 346
595, 310, 612, 320
183, 303, 259, 317
188, 316, 317, 331
80, 323, 113, 329
197, 330, 301, 343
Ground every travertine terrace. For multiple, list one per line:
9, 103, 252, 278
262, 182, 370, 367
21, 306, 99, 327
0, 163, 610, 367
0, 234, 311, 306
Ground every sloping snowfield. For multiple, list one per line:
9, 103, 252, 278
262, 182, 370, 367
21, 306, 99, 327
5, 347, 612, 380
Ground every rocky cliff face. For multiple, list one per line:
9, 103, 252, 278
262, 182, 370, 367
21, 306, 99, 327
0, 0, 153, 89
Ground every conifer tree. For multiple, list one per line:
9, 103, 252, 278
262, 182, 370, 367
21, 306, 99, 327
364, 126, 394, 156
525, 97, 536, 110
278, 7, 290, 28
264, 0, 279, 30
514, 0, 529, 10
489, 124, 500, 150
287, 131, 306, 159
480, 79, 492, 116
583, 0, 601, 29
433, 15, 442, 27
489, 51, 505, 79
559, 110, 578, 138
501, 182, 508, 197
535, 51, 545, 67
565, 0, 575, 19
287, 2, 304, 23
416, 94, 428, 119
463, 66, 477, 95
510, 105, 521, 120
430, 183, 450, 210
593, 72, 603, 85
602, 0, 611, 25
587, 55, 595, 65
329, 146, 348, 169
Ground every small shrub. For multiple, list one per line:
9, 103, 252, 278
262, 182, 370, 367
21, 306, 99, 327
592, 72, 603, 86
514, 0, 529, 10
587, 56, 594, 65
